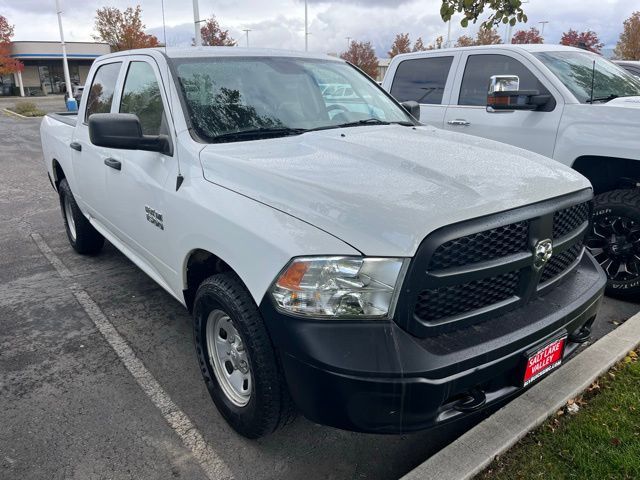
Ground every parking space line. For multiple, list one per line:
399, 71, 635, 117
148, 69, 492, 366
31, 233, 233, 480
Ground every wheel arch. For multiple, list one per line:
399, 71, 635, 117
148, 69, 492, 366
572, 156, 640, 195
182, 248, 244, 313
51, 158, 65, 191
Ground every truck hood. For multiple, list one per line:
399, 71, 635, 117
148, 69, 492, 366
606, 96, 640, 108
200, 125, 591, 257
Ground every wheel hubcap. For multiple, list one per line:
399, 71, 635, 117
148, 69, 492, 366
63, 194, 77, 241
586, 215, 640, 282
205, 310, 252, 407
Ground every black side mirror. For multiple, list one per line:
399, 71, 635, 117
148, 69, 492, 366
401, 101, 420, 121
88, 113, 172, 156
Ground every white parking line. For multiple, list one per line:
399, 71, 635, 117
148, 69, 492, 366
31, 233, 233, 480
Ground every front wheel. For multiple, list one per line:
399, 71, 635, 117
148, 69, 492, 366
193, 273, 295, 438
586, 189, 640, 301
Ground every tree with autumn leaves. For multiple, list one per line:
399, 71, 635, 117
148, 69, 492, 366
341, 41, 378, 78
389, 33, 441, 57
559, 29, 603, 54
614, 11, 640, 60
198, 15, 236, 46
511, 27, 543, 44
0, 15, 23, 78
93, 6, 159, 51
455, 28, 501, 47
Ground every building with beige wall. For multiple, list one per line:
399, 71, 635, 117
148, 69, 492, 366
0, 41, 111, 96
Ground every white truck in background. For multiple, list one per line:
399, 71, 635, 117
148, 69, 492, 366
383, 44, 640, 299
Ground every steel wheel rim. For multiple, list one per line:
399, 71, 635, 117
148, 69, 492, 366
206, 310, 252, 407
63, 194, 77, 241
586, 214, 640, 282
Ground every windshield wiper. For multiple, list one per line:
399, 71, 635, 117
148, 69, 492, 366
585, 94, 619, 104
211, 127, 308, 143
308, 118, 414, 133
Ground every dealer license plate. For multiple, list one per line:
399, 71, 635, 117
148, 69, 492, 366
523, 337, 566, 387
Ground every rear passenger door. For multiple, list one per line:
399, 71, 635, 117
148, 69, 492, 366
74, 60, 123, 220
443, 51, 563, 158
386, 53, 458, 127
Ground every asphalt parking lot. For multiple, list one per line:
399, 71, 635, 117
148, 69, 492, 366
1, 110, 638, 480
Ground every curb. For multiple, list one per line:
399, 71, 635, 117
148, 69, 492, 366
2, 108, 29, 119
401, 310, 640, 480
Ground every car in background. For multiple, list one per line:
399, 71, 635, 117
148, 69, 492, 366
614, 60, 640, 78
383, 44, 640, 300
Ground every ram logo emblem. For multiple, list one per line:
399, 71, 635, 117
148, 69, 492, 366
533, 239, 553, 270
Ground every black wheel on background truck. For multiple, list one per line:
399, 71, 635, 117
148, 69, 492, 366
58, 178, 105, 255
586, 189, 640, 301
192, 273, 295, 439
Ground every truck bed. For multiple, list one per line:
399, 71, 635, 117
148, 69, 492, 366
47, 112, 78, 127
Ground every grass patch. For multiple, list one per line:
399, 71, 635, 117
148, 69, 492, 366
478, 349, 640, 480
10, 101, 45, 117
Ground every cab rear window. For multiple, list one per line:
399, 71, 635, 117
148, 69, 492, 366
390, 56, 453, 104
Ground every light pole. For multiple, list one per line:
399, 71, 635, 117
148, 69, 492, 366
539, 21, 549, 37
446, 19, 451, 48
54, 0, 73, 101
192, 0, 202, 46
304, 0, 309, 51
243, 29, 251, 48
346, 36, 352, 51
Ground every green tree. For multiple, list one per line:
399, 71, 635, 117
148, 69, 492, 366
440, 0, 527, 30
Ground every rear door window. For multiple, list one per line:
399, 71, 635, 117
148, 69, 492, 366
119, 61, 167, 136
85, 62, 122, 121
390, 56, 454, 104
458, 54, 549, 106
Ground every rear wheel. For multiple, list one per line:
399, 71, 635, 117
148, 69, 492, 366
58, 178, 104, 254
586, 189, 640, 301
193, 273, 295, 438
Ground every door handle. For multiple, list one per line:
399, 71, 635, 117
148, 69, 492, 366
104, 158, 122, 171
447, 119, 470, 126
70, 142, 82, 151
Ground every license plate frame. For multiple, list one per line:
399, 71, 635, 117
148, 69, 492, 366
522, 335, 567, 387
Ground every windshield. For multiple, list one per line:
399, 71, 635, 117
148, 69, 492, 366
172, 56, 414, 142
533, 51, 640, 103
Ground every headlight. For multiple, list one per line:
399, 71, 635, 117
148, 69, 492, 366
270, 257, 408, 318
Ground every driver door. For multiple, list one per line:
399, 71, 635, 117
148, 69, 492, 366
443, 51, 563, 158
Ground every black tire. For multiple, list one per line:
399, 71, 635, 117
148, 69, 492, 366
193, 273, 295, 438
58, 178, 105, 255
586, 189, 640, 301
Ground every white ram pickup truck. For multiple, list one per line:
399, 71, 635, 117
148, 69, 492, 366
383, 44, 640, 298
40, 47, 605, 438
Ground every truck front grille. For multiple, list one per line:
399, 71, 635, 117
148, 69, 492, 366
553, 202, 590, 239
429, 222, 528, 270
394, 193, 593, 337
540, 241, 584, 283
414, 271, 519, 323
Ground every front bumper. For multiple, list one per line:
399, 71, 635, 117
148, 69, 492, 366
259, 253, 606, 433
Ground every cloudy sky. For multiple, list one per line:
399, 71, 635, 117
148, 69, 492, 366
1, 0, 636, 56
